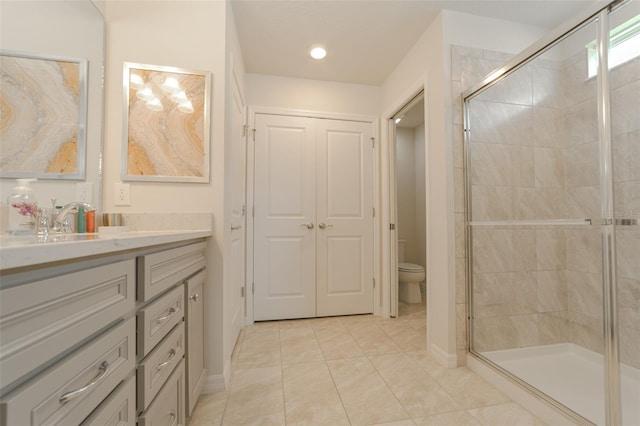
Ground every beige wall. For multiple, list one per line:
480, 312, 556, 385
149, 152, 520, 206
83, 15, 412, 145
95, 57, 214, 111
245, 73, 380, 116
396, 127, 418, 263
103, 0, 230, 387
396, 125, 427, 268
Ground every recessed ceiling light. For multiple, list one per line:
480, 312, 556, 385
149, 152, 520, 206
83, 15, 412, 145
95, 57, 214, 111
310, 46, 327, 60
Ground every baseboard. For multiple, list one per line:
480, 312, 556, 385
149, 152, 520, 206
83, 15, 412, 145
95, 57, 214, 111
201, 372, 226, 393
430, 343, 458, 368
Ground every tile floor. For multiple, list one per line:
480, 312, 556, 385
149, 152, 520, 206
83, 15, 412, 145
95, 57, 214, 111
189, 303, 546, 426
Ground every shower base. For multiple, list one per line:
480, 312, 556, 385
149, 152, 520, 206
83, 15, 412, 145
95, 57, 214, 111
480, 343, 640, 425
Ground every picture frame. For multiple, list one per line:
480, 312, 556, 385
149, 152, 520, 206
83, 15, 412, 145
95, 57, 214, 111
0, 50, 87, 179
122, 62, 211, 183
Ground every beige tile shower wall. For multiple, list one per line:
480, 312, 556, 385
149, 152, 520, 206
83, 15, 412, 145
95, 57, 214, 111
610, 56, 640, 369
456, 34, 638, 369
561, 49, 605, 357
454, 45, 573, 354
451, 46, 509, 363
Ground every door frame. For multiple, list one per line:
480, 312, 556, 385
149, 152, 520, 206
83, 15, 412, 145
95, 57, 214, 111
380, 79, 430, 343
245, 106, 380, 324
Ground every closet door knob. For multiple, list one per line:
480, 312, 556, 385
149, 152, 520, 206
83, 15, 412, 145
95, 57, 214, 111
301, 223, 314, 229
318, 223, 333, 230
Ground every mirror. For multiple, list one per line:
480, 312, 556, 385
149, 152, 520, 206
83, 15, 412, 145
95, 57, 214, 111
0, 0, 105, 211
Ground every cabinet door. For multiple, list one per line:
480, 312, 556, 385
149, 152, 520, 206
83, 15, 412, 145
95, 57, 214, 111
185, 270, 206, 416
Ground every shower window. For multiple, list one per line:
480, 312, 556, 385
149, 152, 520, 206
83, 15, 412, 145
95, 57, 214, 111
587, 12, 640, 77
464, 1, 639, 425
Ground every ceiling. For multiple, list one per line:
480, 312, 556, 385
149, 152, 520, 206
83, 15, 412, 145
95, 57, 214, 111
231, 0, 597, 85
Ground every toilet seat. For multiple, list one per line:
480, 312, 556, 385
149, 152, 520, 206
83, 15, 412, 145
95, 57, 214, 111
399, 262, 424, 272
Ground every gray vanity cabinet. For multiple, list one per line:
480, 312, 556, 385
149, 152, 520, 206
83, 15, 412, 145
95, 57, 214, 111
0, 237, 208, 425
136, 240, 207, 424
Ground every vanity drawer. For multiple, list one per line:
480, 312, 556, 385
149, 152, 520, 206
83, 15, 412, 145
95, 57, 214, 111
0, 259, 135, 390
138, 322, 185, 412
138, 285, 184, 357
0, 318, 135, 426
138, 241, 206, 301
138, 359, 185, 426
81, 375, 136, 426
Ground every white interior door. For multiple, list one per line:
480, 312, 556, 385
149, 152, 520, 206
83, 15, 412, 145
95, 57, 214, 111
316, 119, 374, 316
253, 114, 317, 320
253, 114, 374, 320
228, 65, 246, 345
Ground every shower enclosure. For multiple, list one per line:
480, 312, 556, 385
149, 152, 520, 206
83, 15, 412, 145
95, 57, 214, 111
463, 0, 639, 424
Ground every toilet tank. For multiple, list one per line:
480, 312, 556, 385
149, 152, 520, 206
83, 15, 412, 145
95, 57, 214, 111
398, 239, 406, 263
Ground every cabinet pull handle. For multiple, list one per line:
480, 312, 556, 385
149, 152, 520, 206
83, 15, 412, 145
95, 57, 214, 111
230, 224, 242, 231
59, 361, 109, 405
169, 411, 178, 426
156, 349, 177, 371
190, 293, 199, 302
155, 307, 176, 323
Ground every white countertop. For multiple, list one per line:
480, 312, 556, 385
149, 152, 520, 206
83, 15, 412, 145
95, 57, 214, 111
0, 229, 212, 270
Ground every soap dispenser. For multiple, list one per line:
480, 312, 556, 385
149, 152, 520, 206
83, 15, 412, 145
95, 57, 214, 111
7, 178, 38, 235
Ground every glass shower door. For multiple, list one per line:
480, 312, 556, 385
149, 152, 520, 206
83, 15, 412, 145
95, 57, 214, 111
609, 2, 640, 424
465, 15, 608, 425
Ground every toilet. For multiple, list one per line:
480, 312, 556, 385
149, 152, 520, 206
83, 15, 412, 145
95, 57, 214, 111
398, 240, 425, 303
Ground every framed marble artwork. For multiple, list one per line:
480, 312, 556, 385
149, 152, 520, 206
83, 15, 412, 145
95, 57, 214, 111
122, 62, 211, 183
0, 50, 88, 179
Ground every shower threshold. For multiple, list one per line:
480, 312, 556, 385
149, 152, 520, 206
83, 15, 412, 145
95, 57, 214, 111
482, 343, 640, 426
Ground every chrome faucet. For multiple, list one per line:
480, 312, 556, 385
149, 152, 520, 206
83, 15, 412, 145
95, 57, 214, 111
55, 201, 94, 233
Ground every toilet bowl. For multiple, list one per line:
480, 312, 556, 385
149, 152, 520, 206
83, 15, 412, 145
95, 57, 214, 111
398, 262, 425, 303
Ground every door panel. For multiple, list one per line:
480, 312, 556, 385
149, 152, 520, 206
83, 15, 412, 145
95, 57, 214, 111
229, 66, 246, 345
254, 114, 316, 320
316, 119, 374, 316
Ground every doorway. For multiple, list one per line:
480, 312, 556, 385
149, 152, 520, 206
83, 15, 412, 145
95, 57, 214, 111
390, 92, 426, 318
252, 113, 376, 321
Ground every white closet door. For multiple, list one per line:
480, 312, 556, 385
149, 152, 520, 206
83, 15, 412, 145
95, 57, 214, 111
316, 119, 374, 316
253, 114, 317, 321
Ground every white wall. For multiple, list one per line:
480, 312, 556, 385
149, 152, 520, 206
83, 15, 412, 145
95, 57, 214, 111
381, 10, 547, 364
246, 74, 381, 116
396, 127, 417, 262
103, 0, 229, 386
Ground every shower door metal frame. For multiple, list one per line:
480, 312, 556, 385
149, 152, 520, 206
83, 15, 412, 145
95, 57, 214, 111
463, 0, 630, 424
